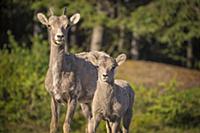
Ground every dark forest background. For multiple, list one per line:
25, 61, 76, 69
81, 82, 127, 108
0, 0, 200, 133
1, 0, 200, 69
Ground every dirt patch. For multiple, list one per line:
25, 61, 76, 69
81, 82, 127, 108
116, 60, 200, 89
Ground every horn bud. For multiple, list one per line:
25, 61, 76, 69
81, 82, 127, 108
49, 8, 54, 16
63, 7, 67, 15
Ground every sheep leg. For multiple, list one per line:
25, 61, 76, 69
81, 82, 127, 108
106, 120, 112, 133
50, 97, 60, 133
117, 121, 122, 133
80, 103, 92, 132
88, 114, 101, 133
122, 110, 132, 133
63, 98, 77, 133
111, 121, 120, 133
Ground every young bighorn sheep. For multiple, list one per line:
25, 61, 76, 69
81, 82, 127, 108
37, 8, 103, 133
88, 53, 135, 133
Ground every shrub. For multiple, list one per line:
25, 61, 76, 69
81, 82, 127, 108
0, 33, 50, 131
132, 81, 200, 133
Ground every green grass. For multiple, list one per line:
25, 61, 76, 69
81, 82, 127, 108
116, 60, 200, 89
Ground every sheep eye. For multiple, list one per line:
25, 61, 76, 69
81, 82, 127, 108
95, 65, 99, 69
64, 24, 70, 29
111, 66, 115, 71
47, 24, 51, 29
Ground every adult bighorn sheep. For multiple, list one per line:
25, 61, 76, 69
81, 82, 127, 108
37, 8, 102, 133
88, 53, 135, 133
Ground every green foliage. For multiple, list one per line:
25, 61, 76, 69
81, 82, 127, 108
0, 33, 50, 131
132, 81, 200, 133
150, 87, 200, 128
129, 0, 200, 44
128, 0, 200, 65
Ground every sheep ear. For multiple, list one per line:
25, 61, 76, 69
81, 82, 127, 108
37, 13, 49, 26
70, 13, 80, 25
116, 54, 127, 66
89, 52, 99, 66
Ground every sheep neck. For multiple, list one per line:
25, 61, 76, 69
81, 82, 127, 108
96, 80, 114, 115
49, 44, 65, 69
97, 81, 114, 92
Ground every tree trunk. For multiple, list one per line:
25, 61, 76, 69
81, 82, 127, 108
118, 25, 125, 52
33, 23, 40, 36
69, 26, 76, 46
186, 40, 193, 68
33, 11, 41, 36
130, 33, 139, 60
66, 26, 76, 52
90, 25, 104, 51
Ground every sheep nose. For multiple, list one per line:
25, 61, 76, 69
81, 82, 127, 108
57, 34, 64, 39
103, 74, 108, 77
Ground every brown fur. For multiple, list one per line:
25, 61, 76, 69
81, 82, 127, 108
37, 9, 105, 133
88, 53, 135, 133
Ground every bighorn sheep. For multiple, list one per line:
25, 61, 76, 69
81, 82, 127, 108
37, 8, 103, 133
88, 53, 134, 133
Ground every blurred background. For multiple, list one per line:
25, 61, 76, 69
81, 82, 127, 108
0, 0, 200, 133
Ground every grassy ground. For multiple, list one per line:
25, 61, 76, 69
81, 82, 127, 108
116, 60, 200, 89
